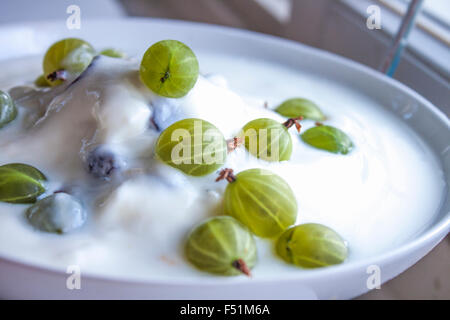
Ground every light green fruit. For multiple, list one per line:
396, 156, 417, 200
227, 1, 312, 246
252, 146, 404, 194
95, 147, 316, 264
0, 163, 46, 204
275, 98, 325, 121
100, 48, 126, 58
276, 223, 348, 268
301, 125, 353, 154
155, 118, 227, 176
240, 118, 293, 162
34, 75, 50, 88
186, 216, 257, 276
0, 90, 17, 129
26, 193, 86, 234
43, 38, 96, 86
223, 169, 297, 238
140, 40, 199, 98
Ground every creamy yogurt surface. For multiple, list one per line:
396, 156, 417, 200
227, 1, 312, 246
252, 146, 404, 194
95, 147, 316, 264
0, 52, 445, 281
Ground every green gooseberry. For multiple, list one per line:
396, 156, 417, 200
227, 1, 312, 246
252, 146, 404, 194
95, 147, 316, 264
155, 118, 227, 176
239, 117, 302, 162
43, 38, 96, 86
276, 223, 348, 268
0, 163, 46, 204
140, 40, 199, 98
301, 125, 353, 154
26, 193, 86, 234
0, 90, 18, 129
218, 168, 297, 238
100, 48, 126, 58
185, 216, 257, 276
275, 98, 325, 121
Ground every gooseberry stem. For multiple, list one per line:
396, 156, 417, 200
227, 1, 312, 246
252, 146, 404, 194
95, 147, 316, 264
283, 117, 303, 133
160, 71, 170, 83
315, 122, 324, 127
226, 137, 243, 153
216, 168, 236, 183
232, 258, 252, 277
47, 69, 67, 82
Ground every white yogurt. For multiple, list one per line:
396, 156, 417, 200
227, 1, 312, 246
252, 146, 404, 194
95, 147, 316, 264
0, 53, 445, 281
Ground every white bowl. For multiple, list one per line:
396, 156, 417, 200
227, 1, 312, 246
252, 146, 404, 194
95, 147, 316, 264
0, 18, 448, 299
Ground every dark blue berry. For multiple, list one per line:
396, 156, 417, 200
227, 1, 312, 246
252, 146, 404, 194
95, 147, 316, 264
87, 147, 118, 179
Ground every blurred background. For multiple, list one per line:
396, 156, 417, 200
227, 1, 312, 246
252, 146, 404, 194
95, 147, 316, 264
1, 0, 449, 299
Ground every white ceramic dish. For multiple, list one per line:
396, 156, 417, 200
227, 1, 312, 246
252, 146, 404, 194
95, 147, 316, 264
0, 18, 448, 299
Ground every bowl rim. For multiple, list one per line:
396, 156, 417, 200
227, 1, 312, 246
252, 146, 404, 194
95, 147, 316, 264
0, 17, 448, 286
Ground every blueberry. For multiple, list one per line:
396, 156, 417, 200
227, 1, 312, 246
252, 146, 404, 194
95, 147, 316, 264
87, 147, 119, 179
